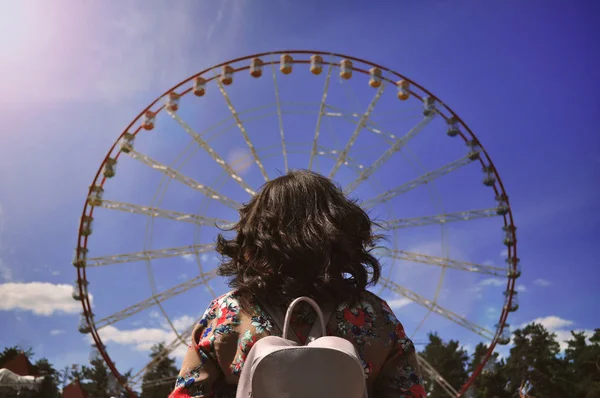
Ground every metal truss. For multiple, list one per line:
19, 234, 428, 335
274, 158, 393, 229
381, 277, 495, 340
344, 114, 436, 194
329, 84, 385, 179
97, 199, 234, 227
166, 108, 256, 196
362, 153, 479, 208
125, 149, 240, 208
381, 249, 507, 277
216, 79, 269, 182
86, 244, 216, 267
94, 270, 217, 329
384, 208, 501, 230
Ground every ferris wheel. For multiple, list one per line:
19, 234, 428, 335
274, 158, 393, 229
73, 51, 520, 397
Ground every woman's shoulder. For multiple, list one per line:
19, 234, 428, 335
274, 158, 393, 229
344, 290, 401, 321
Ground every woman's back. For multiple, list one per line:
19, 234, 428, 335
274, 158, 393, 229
169, 170, 426, 397
170, 290, 425, 397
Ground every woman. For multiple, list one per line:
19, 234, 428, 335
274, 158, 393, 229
169, 170, 426, 398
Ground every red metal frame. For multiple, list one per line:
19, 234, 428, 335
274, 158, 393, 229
75, 50, 518, 397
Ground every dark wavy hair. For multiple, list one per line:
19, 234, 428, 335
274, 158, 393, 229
216, 170, 382, 310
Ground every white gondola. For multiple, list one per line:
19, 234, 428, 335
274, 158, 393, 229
447, 116, 460, 137
250, 58, 263, 78
504, 290, 519, 312
310, 55, 323, 75
193, 77, 207, 97
81, 215, 94, 237
142, 110, 156, 130
103, 158, 117, 178
483, 166, 496, 186
423, 96, 436, 116
280, 54, 293, 74
507, 256, 521, 278
503, 225, 516, 246
88, 185, 104, 206
120, 132, 135, 153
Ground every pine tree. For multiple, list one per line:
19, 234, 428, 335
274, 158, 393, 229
420, 333, 469, 397
34, 358, 60, 398
504, 323, 569, 397
564, 329, 600, 398
140, 343, 179, 398
82, 357, 111, 398
0, 345, 34, 366
467, 343, 508, 398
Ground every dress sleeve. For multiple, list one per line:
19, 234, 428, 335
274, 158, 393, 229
373, 307, 427, 398
169, 302, 223, 398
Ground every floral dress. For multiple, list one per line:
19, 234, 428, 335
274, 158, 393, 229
169, 290, 426, 398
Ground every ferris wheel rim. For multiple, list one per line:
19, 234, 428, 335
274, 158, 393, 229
74, 50, 519, 397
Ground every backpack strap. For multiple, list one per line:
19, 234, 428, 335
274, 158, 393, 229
307, 302, 336, 341
258, 300, 302, 344
258, 297, 336, 344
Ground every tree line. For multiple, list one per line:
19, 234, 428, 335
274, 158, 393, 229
1, 323, 598, 397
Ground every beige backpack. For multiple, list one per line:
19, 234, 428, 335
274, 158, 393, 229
236, 296, 367, 398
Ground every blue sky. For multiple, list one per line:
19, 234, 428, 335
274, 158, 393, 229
0, 0, 598, 382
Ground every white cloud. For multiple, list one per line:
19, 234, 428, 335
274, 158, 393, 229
500, 249, 508, 257
480, 278, 505, 287
523, 316, 574, 331
519, 315, 593, 351
0, 259, 12, 282
533, 278, 551, 287
97, 314, 197, 360
485, 306, 499, 319
387, 298, 413, 310
182, 254, 194, 262
460, 343, 474, 354
51, 270, 60, 276
206, 4, 225, 43
515, 284, 527, 292
50, 329, 65, 336
0, 282, 92, 316
149, 311, 160, 319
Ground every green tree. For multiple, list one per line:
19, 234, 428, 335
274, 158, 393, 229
564, 329, 600, 398
467, 343, 508, 398
420, 333, 469, 397
81, 357, 111, 398
0, 345, 34, 367
504, 323, 569, 397
140, 343, 179, 398
34, 358, 60, 398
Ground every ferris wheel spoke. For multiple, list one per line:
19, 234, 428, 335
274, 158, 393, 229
381, 277, 495, 340
271, 58, 288, 174
125, 149, 240, 209
383, 208, 501, 230
362, 153, 479, 208
95, 271, 217, 329
86, 244, 216, 267
309, 62, 334, 171
96, 199, 234, 227
416, 353, 459, 397
344, 114, 436, 194
328, 84, 385, 180
324, 104, 421, 145
216, 80, 269, 181
381, 249, 507, 276
166, 109, 256, 196
317, 145, 365, 171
